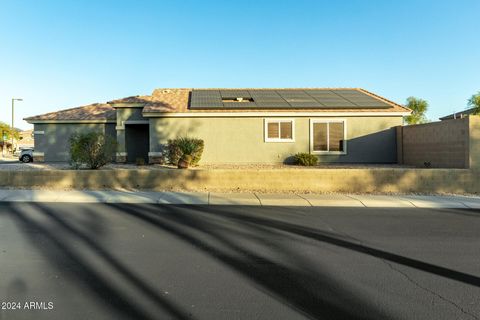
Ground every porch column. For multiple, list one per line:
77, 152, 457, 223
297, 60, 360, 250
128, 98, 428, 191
115, 124, 127, 163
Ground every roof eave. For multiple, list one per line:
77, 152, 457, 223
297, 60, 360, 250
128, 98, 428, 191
24, 119, 116, 124
142, 111, 411, 118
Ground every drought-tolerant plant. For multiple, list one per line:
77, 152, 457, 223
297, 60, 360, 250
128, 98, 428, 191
69, 132, 117, 169
294, 152, 318, 166
166, 140, 182, 165
166, 137, 204, 168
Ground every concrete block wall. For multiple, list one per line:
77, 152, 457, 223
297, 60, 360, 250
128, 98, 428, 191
398, 117, 473, 168
0, 168, 478, 193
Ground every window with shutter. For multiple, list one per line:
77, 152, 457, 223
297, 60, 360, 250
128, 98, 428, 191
312, 122, 328, 152
264, 119, 295, 142
310, 119, 346, 154
267, 122, 279, 139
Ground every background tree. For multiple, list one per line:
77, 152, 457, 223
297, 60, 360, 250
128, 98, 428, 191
404, 97, 429, 125
0, 122, 20, 141
468, 91, 480, 115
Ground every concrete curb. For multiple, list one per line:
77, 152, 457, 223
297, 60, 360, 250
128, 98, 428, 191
0, 189, 479, 208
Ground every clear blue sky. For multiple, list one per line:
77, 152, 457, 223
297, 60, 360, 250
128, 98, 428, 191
1, 0, 479, 129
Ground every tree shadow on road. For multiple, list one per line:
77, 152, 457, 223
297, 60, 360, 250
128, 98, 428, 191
7, 202, 195, 320
7, 202, 480, 320
201, 205, 480, 288
107, 203, 394, 320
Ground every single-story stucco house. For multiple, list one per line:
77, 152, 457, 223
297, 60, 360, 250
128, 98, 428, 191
24, 88, 411, 164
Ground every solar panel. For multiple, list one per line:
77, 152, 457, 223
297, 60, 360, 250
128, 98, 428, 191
321, 102, 357, 108
193, 90, 221, 96
253, 96, 284, 101
223, 102, 257, 109
250, 90, 285, 102
255, 101, 290, 108
304, 91, 355, 107
220, 90, 251, 98
190, 103, 223, 109
352, 101, 390, 108
190, 90, 223, 109
189, 89, 392, 110
191, 96, 221, 101
278, 91, 320, 108
307, 92, 340, 98
278, 91, 313, 98
254, 100, 287, 106
333, 90, 390, 108
288, 102, 323, 108
250, 90, 282, 96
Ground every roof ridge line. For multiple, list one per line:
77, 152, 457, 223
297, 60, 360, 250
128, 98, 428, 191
190, 87, 361, 90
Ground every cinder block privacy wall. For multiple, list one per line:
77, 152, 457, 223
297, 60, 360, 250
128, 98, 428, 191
0, 168, 479, 193
397, 116, 480, 169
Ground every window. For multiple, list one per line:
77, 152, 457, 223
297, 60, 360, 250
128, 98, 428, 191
310, 119, 346, 153
264, 119, 295, 142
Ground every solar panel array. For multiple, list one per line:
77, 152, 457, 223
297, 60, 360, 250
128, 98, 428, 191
190, 89, 391, 110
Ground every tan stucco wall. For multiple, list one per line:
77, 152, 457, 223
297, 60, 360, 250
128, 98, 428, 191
469, 116, 480, 169
149, 116, 403, 164
0, 168, 478, 194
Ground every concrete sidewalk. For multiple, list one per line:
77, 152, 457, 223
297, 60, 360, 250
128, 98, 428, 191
0, 189, 479, 208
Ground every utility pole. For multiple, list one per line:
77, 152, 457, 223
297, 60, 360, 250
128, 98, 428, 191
11, 98, 23, 155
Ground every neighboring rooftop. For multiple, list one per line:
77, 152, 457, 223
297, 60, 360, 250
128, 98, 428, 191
440, 107, 478, 120
24, 103, 116, 122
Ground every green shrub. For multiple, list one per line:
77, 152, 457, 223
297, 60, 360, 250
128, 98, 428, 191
135, 157, 146, 166
69, 132, 117, 169
166, 137, 204, 166
166, 141, 182, 165
294, 152, 318, 166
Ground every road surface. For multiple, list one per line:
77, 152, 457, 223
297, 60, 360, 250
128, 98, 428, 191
0, 203, 479, 319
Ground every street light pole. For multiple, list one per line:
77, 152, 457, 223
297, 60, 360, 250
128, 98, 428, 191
11, 98, 23, 155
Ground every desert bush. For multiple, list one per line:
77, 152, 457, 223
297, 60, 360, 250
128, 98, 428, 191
293, 152, 318, 166
166, 137, 204, 166
69, 132, 117, 169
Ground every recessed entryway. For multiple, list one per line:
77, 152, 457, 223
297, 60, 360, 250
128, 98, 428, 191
125, 124, 149, 163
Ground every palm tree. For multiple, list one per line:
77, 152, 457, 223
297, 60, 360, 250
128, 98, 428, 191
468, 91, 480, 115
404, 97, 429, 125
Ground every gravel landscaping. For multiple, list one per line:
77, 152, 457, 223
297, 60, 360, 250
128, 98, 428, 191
0, 160, 70, 171
0, 160, 413, 171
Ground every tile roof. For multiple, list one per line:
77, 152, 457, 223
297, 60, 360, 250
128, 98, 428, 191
134, 88, 410, 114
24, 103, 116, 122
106, 95, 153, 104
25, 88, 410, 123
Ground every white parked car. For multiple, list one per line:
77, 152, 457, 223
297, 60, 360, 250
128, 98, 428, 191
19, 148, 34, 163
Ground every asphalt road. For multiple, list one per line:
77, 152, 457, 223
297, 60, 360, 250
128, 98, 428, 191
0, 203, 479, 320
